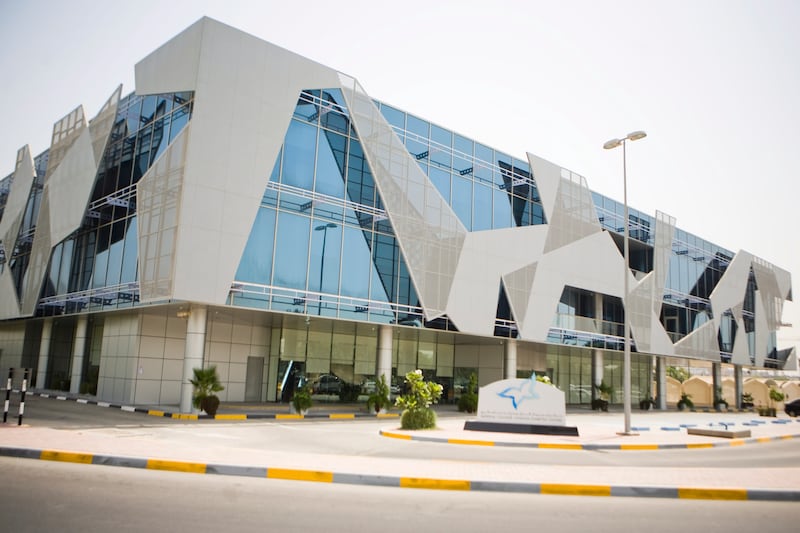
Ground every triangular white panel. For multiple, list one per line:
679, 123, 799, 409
445, 225, 545, 335
674, 320, 718, 360
344, 75, 466, 320
731, 316, 750, 365
652, 211, 675, 317
709, 250, 752, 315
136, 17, 342, 305
503, 262, 538, 329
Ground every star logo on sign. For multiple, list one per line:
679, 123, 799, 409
497, 376, 539, 409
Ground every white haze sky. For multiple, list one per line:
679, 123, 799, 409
0, 0, 797, 352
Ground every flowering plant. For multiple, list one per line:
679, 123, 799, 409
535, 374, 553, 386
395, 370, 442, 429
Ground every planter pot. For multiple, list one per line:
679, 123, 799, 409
715, 403, 727, 412
200, 395, 220, 416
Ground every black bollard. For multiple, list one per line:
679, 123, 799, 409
3, 368, 11, 423
18, 369, 28, 426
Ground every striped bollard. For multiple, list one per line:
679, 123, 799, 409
18, 369, 28, 426
2, 368, 11, 423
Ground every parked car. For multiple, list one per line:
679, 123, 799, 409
313, 374, 343, 394
784, 398, 800, 417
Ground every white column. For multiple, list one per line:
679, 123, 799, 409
35, 318, 53, 389
376, 325, 393, 386
180, 305, 208, 413
712, 362, 722, 404
504, 338, 517, 379
592, 350, 604, 394
69, 315, 88, 394
734, 365, 743, 409
656, 356, 667, 410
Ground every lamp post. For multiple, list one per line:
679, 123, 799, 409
603, 130, 646, 436
314, 222, 337, 315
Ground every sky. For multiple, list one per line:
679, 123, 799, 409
0, 0, 798, 352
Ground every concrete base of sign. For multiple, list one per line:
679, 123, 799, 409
464, 420, 580, 436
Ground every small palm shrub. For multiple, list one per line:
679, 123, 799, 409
190, 366, 224, 416
367, 374, 391, 414
292, 384, 313, 414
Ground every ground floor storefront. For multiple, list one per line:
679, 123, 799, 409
0, 303, 701, 412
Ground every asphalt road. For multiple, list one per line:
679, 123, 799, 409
10, 395, 800, 470
1, 457, 796, 533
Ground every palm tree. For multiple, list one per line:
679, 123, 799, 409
189, 366, 224, 416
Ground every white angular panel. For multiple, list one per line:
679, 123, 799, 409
752, 259, 783, 332
652, 211, 675, 317
0, 267, 18, 319
522, 231, 629, 341
674, 320, 718, 360
134, 18, 204, 95
46, 106, 86, 176
731, 316, 750, 365
0, 146, 38, 319
135, 17, 342, 305
628, 273, 653, 352
0, 146, 35, 245
753, 292, 769, 367
503, 262, 539, 328
21, 195, 51, 315
46, 129, 95, 244
526, 153, 560, 224
342, 75, 466, 319
542, 169, 601, 253
137, 125, 189, 302
709, 250, 752, 315
445, 225, 547, 335
648, 312, 676, 356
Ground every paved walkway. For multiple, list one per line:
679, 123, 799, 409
2, 393, 800, 501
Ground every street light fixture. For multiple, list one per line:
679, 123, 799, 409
314, 222, 337, 315
603, 130, 647, 436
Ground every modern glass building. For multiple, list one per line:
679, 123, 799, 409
0, 18, 793, 412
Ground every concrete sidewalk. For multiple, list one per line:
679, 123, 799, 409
2, 397, 800, 501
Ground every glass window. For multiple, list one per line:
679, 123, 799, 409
452, 174, 472, 229
140, 95, 157, 124
169, 104, 190, 144
309, 222, 342, 295
273, 212, 310, 290
473, 183, 492, 231
150, 114, 171, 165
340, 225, 371, 299
314, 130, 346, 198
453, 134, 473, 158
346, 140, 376, 207
120, 217, 138, 284
379, 104, 405, 130
282, 120, 317, 190
236, 208, 277, 283
406, 114, 429, 139
492, 188, 512, 229
429, 167, 450, 201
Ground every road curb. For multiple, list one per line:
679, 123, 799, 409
1, 445, 798, 501
379, 429, 800, 451
18, 391, 399, 420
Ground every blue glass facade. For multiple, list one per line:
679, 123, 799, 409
0, 19, 791, 410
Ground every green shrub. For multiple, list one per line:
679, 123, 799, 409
457, 372, 478, 413
367, 374, 391, 413
396, 369, 442, 429
189, 366, 225, 416
401, 407, 436, 430
292, 384, 313, 413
